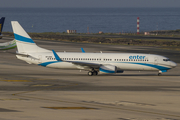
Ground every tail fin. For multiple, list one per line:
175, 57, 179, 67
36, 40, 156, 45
11, 21, 50, 53
0, 17, 5, 35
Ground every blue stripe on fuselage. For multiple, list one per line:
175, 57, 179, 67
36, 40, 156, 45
120, 62, 171, 70
14, 33, 35, 43
38, 61, 171, 71
38, 61, 61, 67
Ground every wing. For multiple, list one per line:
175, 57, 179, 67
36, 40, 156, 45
69, 61, 101, 69
52, 50, 101, 69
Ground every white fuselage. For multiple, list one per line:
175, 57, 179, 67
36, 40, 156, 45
16, 52, 177, 72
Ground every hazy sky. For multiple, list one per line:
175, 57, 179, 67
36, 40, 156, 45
1, 0, 180, 8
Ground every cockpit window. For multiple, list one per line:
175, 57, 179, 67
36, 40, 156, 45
163, 59, 170, 61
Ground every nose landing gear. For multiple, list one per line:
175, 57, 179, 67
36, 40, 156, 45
158, 70, 167, 76
158, 70, 162, 76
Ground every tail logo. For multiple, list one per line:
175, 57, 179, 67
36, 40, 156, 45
14, 33, 35, 43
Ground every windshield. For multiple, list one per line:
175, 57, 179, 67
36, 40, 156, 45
163, 59, 170, 61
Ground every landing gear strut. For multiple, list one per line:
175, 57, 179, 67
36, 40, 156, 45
88, 71, 98, 76
158, 73, 162, 76
158, 70, 162, 76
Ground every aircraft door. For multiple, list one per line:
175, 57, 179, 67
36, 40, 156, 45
154, 57, 158, 65
38, 55, 42, 63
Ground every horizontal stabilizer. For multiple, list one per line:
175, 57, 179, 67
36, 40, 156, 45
16, 52, 39, 60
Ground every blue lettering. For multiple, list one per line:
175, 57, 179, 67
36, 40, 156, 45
133, 56, 136, 59
129, 55, 146, 59
137, 55, 139, 59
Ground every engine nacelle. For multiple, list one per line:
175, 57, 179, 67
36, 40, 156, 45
99, 65, 117, 74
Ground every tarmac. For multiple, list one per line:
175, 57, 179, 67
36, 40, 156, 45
0, 37, 180, 120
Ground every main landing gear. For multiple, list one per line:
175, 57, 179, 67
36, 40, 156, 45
158, 73, 162, 76
88, 71, 98, 76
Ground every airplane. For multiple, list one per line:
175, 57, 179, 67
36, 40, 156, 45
0, 39, 16, 50
11, 21, 177, 76
0, 17, 5, 38
0, 17, 17, 50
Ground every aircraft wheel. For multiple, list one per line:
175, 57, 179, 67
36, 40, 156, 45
158, 73, 162, 76
88, 71, 93, 76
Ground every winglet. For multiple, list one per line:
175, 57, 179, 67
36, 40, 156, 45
52, 50, 62, 61
81, 48, 85, 53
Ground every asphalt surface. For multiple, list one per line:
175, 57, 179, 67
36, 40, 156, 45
0, 37, 180, 120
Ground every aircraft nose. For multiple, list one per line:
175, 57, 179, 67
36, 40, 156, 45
171, 61, 177, 68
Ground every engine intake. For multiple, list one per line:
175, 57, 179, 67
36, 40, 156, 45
99, 65, 117, 74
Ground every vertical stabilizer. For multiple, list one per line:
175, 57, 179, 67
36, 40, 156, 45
0, 17, 5, 36
11, 21, 50, 53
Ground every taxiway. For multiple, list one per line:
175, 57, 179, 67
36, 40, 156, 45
0, 37, 180, 120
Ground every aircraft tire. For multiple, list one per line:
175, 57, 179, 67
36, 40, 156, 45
158, 73, 162, 76
88, 71, 93, 76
